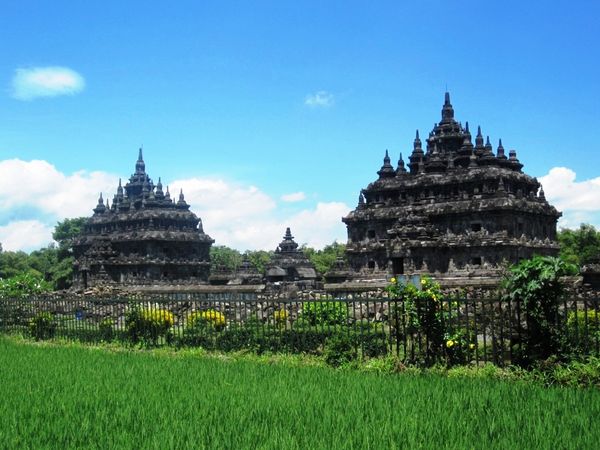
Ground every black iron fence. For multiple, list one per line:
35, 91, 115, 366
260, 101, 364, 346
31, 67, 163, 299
1, 293, 599, 366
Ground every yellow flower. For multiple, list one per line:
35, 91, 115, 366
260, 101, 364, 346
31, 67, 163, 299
446, 340, 455, 348
390, 277, 397, 284
421, 278, 426, 285
469, 343, 476, 350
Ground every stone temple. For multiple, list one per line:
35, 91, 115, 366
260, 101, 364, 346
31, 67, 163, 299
266, 228, 318, 286
342, 93, 561, 280
73, 150, 214, 288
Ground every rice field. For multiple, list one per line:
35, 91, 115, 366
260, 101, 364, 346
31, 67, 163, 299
0, 338, 599, 449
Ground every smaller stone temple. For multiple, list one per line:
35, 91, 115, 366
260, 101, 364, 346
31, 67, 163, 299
265, 228, 318, 286
72, 150, 214, 288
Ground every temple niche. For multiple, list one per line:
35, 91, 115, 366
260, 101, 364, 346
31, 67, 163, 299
265, 228, 318, 287
343, 93, 561, 280
73, 150, 214, 288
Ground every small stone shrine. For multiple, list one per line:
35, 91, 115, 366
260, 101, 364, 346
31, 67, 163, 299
72, 149, 214, 288
343, 93, 561, 279
265, 228, 318, 285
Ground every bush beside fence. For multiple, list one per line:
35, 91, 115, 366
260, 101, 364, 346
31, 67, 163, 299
1, 293, 599, 367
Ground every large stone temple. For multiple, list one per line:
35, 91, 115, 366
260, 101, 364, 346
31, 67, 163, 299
72, 150, 214, 288
342, 93, 561, 280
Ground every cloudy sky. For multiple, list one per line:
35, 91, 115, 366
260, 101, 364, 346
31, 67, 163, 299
0, 1, 599, 252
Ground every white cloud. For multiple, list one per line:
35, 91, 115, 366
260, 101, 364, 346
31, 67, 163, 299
0, 159, 118, 218
285, 202, 350, 249
0, 158, 351, 252
304, 90, 334, 108
0, 220, 54, 252
539, 167, 600, 229
11, 66, 85, 100
171, 177, 350, 250
281, 191, 306, 202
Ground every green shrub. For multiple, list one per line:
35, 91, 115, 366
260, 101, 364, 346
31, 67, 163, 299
215, 324, 255, 352
98, 318, 115, 342
0, 273, 52, 299
302, 301, 348, 326
28, 311, 56, 340
277, 329, 327, 354
566, 310, 600, 353
188, 309, 226, 331
502, 256, 577, 365
125, 305, 174, 347
273, 308, 288, 327
324, 334, 357, 367
386, 276, 446, 364
350, 322, 388, 358
179, 309, 228, 349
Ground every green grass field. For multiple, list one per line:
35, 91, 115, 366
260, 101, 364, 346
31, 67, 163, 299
1, 338, 599, 449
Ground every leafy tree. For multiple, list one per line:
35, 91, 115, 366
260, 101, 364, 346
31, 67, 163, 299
302, 241, 346, 275
502, 256, 577, 364
0, 272, 52, 299
0, 251, 33, 279
28, 245, 59, 281
52, 217, 87, 259
243, 250, 273, 274
210, 245, 243, 272
558, 224, 600, 267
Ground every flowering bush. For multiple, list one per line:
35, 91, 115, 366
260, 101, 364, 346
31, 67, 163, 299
188, 309, 226, 331
444, 329, 476, 366
387, 276, 472, 365
125, 305, 174, 347
273, 309, 288, 326
28, 311, 56, 340
0, 273, 52, 299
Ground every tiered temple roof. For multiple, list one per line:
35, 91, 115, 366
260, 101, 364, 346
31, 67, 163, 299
266, 228, 317, 284
73, 150, 214, 288
343, 93, 561, 279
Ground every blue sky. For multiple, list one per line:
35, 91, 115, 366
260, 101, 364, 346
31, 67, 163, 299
1, 1, 599, 251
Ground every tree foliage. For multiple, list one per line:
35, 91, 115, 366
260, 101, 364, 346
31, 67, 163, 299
210, 246, 244, 272
0, 273, 52, 299
243, 250, 273, 274
52, 217, 87, 258
0, 217, 87, 292
302, 241, 346, 275
502, 256, 577, 364
558, 224, 600, 267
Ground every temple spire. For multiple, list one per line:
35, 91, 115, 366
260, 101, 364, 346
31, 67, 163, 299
396, 152, 406, 173
116, 178, 123, 198
155, 177, 164, 199
176, 188, 189, 209
277, 227, 299, 253
497, 139, 506, 159
475, 126, 484, 148
441, 91, 455, 123
93, 193, 106, 214
135, 147, 145, 173
484, 136, 494, 155
377, 149, 395, 178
